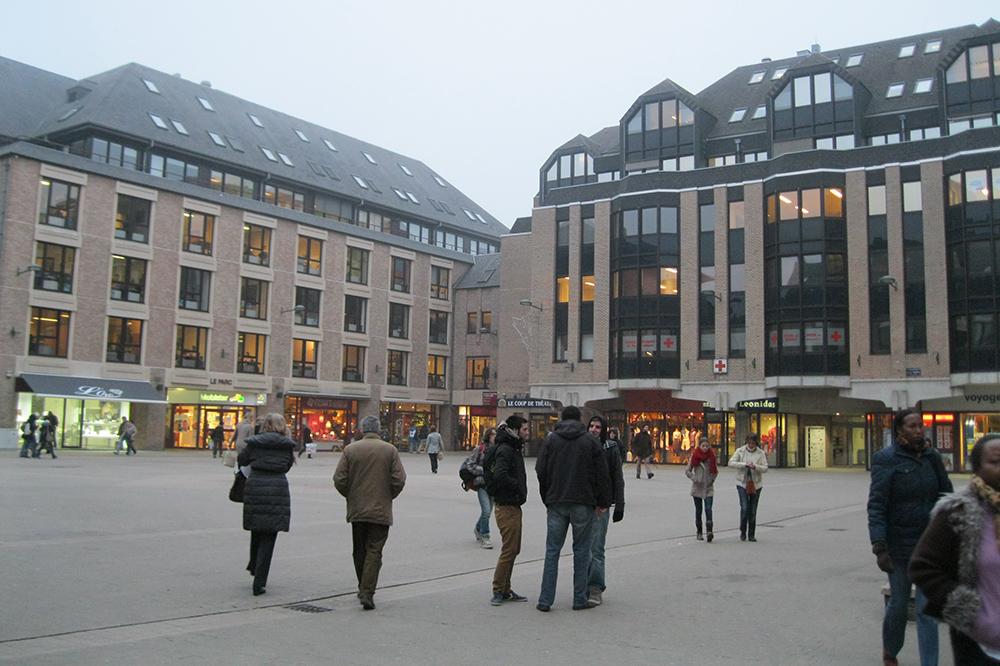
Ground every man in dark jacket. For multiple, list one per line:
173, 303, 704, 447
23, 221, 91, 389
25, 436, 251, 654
535, 406, 612, 612
631, 424, 654, 479
586, 416, 624, 606
488, 415, 529, 606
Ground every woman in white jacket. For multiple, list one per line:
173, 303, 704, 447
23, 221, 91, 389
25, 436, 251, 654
729, 433, 768, 542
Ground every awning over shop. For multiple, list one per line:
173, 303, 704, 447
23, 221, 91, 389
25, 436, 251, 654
16, 373, 166, 403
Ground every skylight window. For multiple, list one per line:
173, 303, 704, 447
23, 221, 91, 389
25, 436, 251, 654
207, 131, 226, 146
925, 39, 942, 54
399, 164, 413, 176
428, 198, 443, 212
248, 113, 264, 128
295, 129, 309, 142
143, 79, 160, 93
752, 105, 767, 119
352, 175, 369, 189
226, 136, 244, 152
149, 113, 169, 130
260, 146, 278, 162
406, 192, 419, 204
433, 175, 447, 187
362, 152, 377, 164
886, 83, 905, 98
845, 54, 863, 67
392, 187, 408, 200
197, 97, 214, 111
440, 201, 454, 215
278, 152, 294, 167
57, 107, 80, 121
462, 208, 477, 221
322, 165, 340, 181
729, 108, 747, 122
772, 67, 788, 80
898, 44, 916, 58
307, 161, 324, 176
475, 213, 487, 224
365, 179, 381, 193
748, 71, 766, 84
914, 78, 933, 94
170, 119, 189, 135
322, 138, 337, 151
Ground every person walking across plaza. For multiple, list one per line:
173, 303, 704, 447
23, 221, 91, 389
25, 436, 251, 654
425, 425, 443, 473
334, 415, 406, 610
117, 417, 138, 455
471, 427, 497, 549
237, 413, 297, 596
686, 436, 718, 542
37, 412, 58, 459
209, 422, 225, 458
535, 406, 612, 612
631, 424, 654, 479
729, 433, 767, 542
586, 415, 625, 607
19, 413, 39, 458
868, 408, 952, 666
910, 434, 1000, 665
488, 415, 529, 606
224, 413, 255, 467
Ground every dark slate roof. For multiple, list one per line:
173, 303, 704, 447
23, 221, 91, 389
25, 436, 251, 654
7, 59, 506, 238
454, 252, 501, 289
0, 56, 76, 142
508, 216, 532, 234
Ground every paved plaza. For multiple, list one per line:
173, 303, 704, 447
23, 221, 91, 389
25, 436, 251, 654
1, 450, 963, 665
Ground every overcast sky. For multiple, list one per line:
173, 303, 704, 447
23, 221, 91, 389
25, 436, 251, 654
3, 1, 996, 227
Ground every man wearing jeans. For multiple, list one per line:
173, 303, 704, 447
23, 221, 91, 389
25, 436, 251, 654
488, 415, 529, 606
535, 406, 611, 612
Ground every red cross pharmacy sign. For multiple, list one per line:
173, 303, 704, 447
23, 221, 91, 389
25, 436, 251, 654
713, 358, 728, 374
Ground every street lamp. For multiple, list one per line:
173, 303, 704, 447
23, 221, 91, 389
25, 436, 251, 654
17, 264, 41, 276
281, 305, 306, 315
519, 299, 543, 312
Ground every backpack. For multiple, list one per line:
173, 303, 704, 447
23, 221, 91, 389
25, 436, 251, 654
459, 448, 479, 487
482, 442, 503, 496
21, 421, 31, 437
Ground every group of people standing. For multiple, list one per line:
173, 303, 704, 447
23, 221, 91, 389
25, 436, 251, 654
19, 411, 59, 459
868, 408, 1000, 666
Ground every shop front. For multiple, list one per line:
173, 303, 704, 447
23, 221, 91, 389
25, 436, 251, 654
284, 395, 357, 450
456, 391, 499, 451
380, 401, 440, 449
168, 388, 263, 449
497, 396, 558, 457
14, 373, 165, 450
607, 393, 712, 465
917, 390, 1000, 472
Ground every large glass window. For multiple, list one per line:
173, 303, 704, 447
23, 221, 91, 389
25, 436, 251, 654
239, 278, 269, 320
387, 350, 408, 386
466, 357, 490, 389
389, 302, 410, 339
106, 317, 143, 364
292, 339, 318, 378
295, 286, 321, 327
772, 71, 855, 145
237, 333, 266, 374
243, 224, 271, 266
428, 355, 447, 389
391, 257, 411, 293
38, 178, 80, 229
298, 237, 323, 276
34, 242, 75, 293
342, 345, 366, 382
429, 311, 449, 345
430, 266, 450, 300
343, 295, 367, 334
110, 255, 146, 303
115, 194, 150, 242
183, 210, 214, 255
175, 325, 207, 369
29, 307, 70, 357
345, 246, 368, 284
178, 267, 211, 311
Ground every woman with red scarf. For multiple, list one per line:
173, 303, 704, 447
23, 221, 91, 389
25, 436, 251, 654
685, 436, 718, 542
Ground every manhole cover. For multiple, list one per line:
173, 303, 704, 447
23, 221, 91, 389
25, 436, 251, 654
287, 603, 332, 613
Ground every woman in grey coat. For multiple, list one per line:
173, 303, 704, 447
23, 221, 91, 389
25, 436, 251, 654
685, 436, 718, 542
237, 413, 296, 596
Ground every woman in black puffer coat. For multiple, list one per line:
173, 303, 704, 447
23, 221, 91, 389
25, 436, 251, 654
237, 413, 296, 596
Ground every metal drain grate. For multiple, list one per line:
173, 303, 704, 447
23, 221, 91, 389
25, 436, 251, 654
287, 603, 332, 613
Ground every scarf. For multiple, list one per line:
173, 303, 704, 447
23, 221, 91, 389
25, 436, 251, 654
690, 446, 717, 475
970, 475, 1000, 554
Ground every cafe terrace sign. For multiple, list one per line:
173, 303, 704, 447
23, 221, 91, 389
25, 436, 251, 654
497, 397, 554, 409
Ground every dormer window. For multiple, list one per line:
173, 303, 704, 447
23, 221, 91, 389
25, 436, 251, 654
749, 71, 766, 84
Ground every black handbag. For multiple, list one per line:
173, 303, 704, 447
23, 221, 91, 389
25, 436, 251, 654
229, 470, 246, 503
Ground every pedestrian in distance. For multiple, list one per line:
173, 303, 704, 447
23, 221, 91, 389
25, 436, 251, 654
425, 425, 443, 473
223, 413, 255, 467
37, 412, 58, 459
586, 415, 625, 607
470, 427, 497, 549
334, 415, 406, 610
116, 417, 138, 455
729, 433, 767, 542
535, 405, 612, 612
868, 408, 953, 666
237, 413, 297, 597
488, 415, 529, 606
409, 426, 419, 454
19, 413, 38, 458
209, 422, 225, 458
910, 434, 1000, 665
686, 436, 718, 542
631, 424, 654, 479
301, 423, 314, 458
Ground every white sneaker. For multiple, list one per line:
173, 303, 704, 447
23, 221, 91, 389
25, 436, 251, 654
480, 538, 493, 549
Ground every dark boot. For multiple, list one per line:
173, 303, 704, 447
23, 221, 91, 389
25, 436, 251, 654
706, 521, 714, 543
695, 520, 703, 540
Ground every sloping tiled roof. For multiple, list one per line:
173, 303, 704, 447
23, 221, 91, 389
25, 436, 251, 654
454, 252, 501, 289
0, 56, 76, 141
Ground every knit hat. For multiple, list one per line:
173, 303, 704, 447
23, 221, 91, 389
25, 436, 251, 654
361, 415, 381, 433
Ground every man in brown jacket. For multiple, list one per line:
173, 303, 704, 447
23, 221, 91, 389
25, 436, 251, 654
334, 415, 406, 610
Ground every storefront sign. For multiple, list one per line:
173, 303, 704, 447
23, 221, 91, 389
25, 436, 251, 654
498, 397, 553, 409
906, 368, 921, 377
17, 373, 165, 403
737, 398, 779, 413
482, 391, 498, 407
200, 392, 246, 403
300, 396, 353, 410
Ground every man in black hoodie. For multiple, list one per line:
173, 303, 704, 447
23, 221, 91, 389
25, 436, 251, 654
488, 415, 530, 606
535, 406, 612, 611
